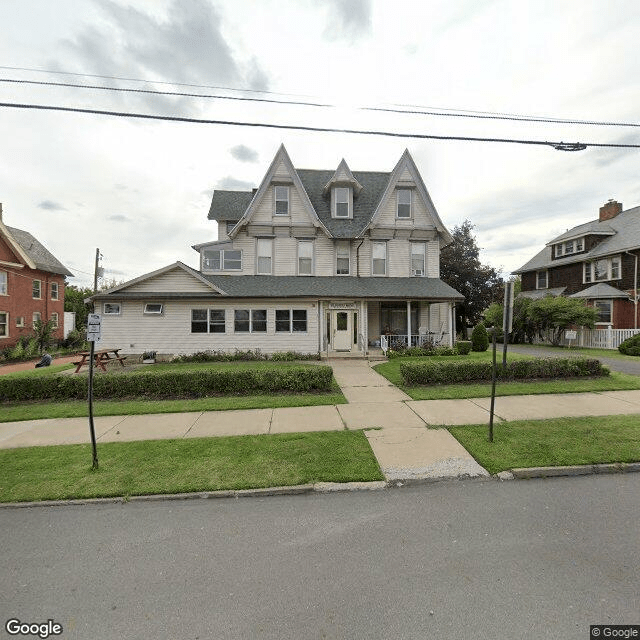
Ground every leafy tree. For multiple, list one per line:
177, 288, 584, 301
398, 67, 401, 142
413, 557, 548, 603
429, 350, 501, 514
32, 318, 56, 354
64, 285, 94, 329
440, 220, 503, 329
471, 322, 489, 351
527, 296, 598, 346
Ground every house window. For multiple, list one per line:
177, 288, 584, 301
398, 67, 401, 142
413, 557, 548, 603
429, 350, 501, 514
103, 303, 121, 315
274, 186, 289, 215
334, 187, 350, 218
16, 316, 24, 328
594, 300, 612, 324
536, 270, 548, 289
411, 243, 426, 276
191, 309, 225, 333
372, 241, 387, 275
51, 282, 59, 300
226, 221, 238, 235
234, 309, 267, 332
0, 312, 7, 337
275, 309, 308, 333
584, 256, 621, 283
33, 280, 41, 299
0, 271, 7, 295
575, 237, 584, 251
144, 303, 163, 315
397, 189, 412, 218
336, 241, 350, 275
32, 312, 41, 326
50, 312, 59, 329
257, 239, 273, 275
298, 240, 313, 275
203, 249, 242, 271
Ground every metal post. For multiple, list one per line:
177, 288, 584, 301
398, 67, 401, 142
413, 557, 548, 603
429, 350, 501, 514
88, 339, 98, 469
489, 328, 497, 443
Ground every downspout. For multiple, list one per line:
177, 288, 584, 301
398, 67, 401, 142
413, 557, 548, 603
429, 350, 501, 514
624, 251, 638, 329
355, 239, 364, 277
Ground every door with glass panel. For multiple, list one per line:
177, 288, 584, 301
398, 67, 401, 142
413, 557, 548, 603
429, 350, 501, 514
332, 311, 352, 351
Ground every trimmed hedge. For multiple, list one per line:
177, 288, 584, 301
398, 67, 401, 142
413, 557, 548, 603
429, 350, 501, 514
618, 333, 640, 356
400, 357, 609, 386
0, 365, 334, 402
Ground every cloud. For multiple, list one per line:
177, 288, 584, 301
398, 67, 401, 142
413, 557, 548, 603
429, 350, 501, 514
107, 214, 131, 222
37, 200, 67, 211
230, 144, 259, 163
215, 176, 255, 190
323, 0, 372, 42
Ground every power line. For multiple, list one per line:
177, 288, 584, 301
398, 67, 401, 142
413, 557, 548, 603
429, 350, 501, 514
2, 101, 638, 150
3, 76, 640, 129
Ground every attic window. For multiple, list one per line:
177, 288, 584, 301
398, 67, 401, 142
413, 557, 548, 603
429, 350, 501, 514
333, 187, 351, 218
397, 189, 412, 218
143, 303, 163, 315
274, 186, 289, 215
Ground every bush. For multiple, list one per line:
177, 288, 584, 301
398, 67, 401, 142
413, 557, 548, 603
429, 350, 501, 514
400, 357, 608, 386
471, 323, 489, 352
618, 333, 640, 356
0, 365, 334, 402
63, 329, 88, 350
455, 341, 472, 355
173, 349, 320, 363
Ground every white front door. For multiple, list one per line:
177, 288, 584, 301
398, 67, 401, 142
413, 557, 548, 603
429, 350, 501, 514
333, 310, 352, 351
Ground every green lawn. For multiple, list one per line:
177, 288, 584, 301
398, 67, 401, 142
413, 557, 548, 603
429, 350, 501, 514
449, 415, 640, 475
0, 430, 384, 503
373, 353, 640, 400
509, 343, 640, 362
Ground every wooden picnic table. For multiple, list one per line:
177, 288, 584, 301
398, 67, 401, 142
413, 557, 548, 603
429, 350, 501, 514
73, 348, 127, 374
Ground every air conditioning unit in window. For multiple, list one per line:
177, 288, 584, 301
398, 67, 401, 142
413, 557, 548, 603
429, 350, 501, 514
412, 269, 424, 276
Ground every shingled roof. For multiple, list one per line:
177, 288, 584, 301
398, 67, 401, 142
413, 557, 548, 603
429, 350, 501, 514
4, 225, 73, 276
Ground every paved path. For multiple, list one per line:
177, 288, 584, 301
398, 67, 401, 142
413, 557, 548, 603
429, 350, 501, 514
2, 358, 640, 483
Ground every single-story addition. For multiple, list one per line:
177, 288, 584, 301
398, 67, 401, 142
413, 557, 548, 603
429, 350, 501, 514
92, 145, 464, 357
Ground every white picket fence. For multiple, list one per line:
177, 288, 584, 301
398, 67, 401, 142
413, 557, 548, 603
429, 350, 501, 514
535, 328, 640, 350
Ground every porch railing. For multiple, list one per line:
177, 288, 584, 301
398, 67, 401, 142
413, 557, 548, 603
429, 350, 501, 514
380, 333, 447, 355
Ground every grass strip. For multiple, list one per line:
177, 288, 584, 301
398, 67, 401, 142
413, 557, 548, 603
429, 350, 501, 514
448, 415, 640, 475
0, 430, 384, 503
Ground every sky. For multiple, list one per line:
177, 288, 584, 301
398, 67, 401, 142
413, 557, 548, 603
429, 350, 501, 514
1, 0, 639, 289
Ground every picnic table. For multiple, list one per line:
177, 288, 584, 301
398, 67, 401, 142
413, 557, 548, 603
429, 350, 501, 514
73, 348, 127, 374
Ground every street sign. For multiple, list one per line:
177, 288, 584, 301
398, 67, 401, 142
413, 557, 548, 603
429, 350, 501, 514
87, 313, 102, 342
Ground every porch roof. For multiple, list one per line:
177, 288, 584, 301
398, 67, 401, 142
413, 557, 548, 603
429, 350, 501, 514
569, 283, 631, 300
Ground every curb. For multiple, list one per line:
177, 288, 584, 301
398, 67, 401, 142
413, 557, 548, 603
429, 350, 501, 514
502, 461, 640, 480
0, 481, 388, 509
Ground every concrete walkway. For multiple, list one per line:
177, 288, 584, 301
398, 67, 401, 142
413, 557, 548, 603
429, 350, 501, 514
2, 359, 640, 483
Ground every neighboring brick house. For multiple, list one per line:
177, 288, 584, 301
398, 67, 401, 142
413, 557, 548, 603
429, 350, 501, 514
514, 200, 640, 329
92, 145, 463, 357
0, 204, 74, 348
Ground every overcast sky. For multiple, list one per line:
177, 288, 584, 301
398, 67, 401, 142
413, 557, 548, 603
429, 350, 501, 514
1, 0, 639, 289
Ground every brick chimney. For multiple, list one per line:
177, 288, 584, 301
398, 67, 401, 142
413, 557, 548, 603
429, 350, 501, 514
599, 199, 622, 221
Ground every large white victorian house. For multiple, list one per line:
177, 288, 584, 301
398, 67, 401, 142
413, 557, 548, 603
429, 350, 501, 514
93, 145, 463, 357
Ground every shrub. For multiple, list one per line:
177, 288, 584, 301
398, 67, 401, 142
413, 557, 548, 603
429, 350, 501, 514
400, 357, 608, 386
173, 349, 320, 363
455, 341, 472, 355
471, 323, 489, 352
0, 365, 334, 403
618, 333, 640, 356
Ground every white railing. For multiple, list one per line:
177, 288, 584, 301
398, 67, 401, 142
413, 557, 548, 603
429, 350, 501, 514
535, 328, 640, 350
380, 333, 447, 354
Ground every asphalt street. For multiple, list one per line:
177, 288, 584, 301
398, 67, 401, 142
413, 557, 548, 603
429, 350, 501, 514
1, 475, 638, 640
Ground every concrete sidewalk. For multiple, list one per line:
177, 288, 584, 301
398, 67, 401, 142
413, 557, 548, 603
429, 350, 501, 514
2, 359, 640, 483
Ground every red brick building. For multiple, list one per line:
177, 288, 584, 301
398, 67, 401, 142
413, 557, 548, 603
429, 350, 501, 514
0, 204, 73, 348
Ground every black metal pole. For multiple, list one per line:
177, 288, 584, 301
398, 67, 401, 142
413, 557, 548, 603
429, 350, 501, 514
489, 328, 497, 442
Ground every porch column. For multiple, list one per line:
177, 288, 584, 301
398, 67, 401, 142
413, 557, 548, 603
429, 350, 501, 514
407, 300, 412, 345
450, 303, 455, 347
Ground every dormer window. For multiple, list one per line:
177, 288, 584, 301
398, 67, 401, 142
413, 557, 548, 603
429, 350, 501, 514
397, 189, 412, 218
274, 186, 289, 215
333, 187, 351, 218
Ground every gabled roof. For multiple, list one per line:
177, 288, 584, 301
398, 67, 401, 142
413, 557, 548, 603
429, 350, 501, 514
515, 204, 640, 273
569, 283, 631, 300
322, 158, 363, 196
0, 222, 73, 276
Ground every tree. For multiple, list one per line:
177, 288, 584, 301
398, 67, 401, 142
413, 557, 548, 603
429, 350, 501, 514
32, 318, 56, 354
64, 285, 94, 330
440, 220, 503, 330
527, 296, 598, 346
471, 322, 489, 352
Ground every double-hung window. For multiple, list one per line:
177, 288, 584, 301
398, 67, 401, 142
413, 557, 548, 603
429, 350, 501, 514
334, 187, 350, 218
191, 309, 225, 333
584, 256, 621, 283
397, 189, 412, 218
0, 271, 7, 295
257, 239, 273, 275
32, 311, 41, 326
203, 248, 242, 271
536, 270, 548, 289
298, 240, 313, 275
33, 280, 41, 299
411, 243, 426, 276
51, 282, 59, 300
0, 312, 7, 337
50, 312, 59, 329
274, 186, 289, 215
234, 309, 267, 333
372, 241, 387, 275
275, 309, 307, 332
336, 241, 350, 275
595, 300, 612, 324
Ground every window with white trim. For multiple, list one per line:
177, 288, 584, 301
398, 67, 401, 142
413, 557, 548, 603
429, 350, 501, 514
411, 243, 426, 276
143, 303, 163, 315
274, 186, 289, 215
103, 303, 121, 315
372, 241, 387, 275
191, 309, 225, 333
50, 312, 59, 329
16, 316, 24, 328
594, 300, 612, 324
202, 248, 242, 271
0, 271, 7, 295
336, 240, 350, 275
536, 270, 548, 289
32, 280, 41, 299
32, 311, 41, 326
257, 238, 273, 275
333, 187, 350, 218
275, 309, 307, 332
234, 309, 267, 332
397, 189, 412, 218
0, 312, 7, 337
298, 240, 313, 275
584, 256, 621, 283
51, 282, 59, 300
555, 237, 584, 257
